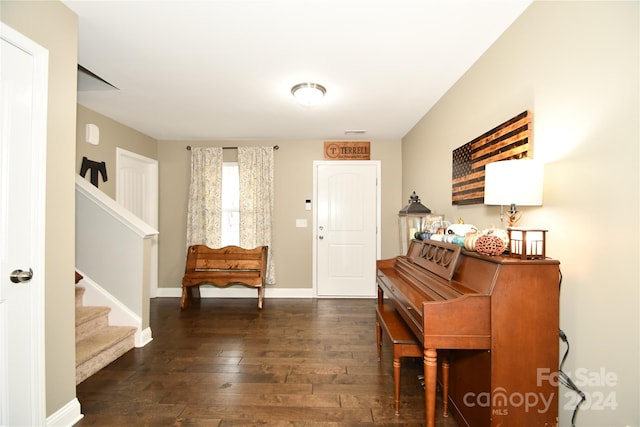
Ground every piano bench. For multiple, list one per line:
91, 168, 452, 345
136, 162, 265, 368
375, 303, 424, 416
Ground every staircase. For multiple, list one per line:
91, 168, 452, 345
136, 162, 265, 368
75, 284, 137, 384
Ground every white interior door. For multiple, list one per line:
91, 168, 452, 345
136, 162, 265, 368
0, 24, 48, 426
314, 161, 380, 297
116, 148, 158, 298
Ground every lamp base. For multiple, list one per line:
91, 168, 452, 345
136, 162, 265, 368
506, 210, 521, 227
507, 227, 547, 259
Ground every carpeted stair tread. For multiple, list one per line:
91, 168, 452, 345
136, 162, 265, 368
76, 305, 110, 326
76, 306, 112, 342
74, 279, 137, 384
76, 325, 137, 366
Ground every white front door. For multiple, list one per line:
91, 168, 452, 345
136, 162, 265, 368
314, 161, 380, 297
0, 24, 48, 426
116, 148, 158, 298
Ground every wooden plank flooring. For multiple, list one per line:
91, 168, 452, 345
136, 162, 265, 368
75, 297, 458, 426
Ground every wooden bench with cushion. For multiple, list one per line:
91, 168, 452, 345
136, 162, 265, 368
181, 244, 268, 309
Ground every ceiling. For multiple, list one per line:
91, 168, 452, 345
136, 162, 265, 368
63, 0, 533, 142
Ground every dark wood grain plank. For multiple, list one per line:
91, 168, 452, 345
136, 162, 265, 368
75, 298, 457, 426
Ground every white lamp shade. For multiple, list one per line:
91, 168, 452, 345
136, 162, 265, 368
484, 159, 544, 206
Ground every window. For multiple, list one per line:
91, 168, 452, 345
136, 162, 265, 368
221, 162, 240, 246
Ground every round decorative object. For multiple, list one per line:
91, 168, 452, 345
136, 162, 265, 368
481, 227, 510, 247
492, 228, 510, 247
475, 234, 507, 256
464, 233, 480, 251
452, 235, 466, 246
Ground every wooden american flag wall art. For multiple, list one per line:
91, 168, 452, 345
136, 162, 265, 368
451, 110, 532, 205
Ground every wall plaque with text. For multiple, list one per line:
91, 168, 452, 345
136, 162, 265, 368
324, 141, 371, 160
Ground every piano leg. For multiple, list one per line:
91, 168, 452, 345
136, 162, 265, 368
375, 318, 382, 361
424, 348, 437, 427
393, 357, 401, 415
442, 351, 449, 417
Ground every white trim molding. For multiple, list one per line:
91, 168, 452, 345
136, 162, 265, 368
156, 286, 316, 299
46, 398, 82, 427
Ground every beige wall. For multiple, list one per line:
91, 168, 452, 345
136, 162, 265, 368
157, 140, 402, 289
7, 0, 636, 424
1, 0, 78, 418
76, 104, 157, 199
403, 2, 639, 425
73, 110, 403, 294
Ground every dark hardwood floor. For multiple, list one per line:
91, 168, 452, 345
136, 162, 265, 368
75, 297, 457, 426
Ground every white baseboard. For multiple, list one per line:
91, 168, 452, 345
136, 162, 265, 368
137, 326, 153, 347
156, 286, 316, 299
46, 397, 83, 427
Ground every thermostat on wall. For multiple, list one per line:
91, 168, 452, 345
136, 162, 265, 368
85, 123, 100, 145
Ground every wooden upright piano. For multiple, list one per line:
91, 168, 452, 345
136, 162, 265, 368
376, 238, 560, 427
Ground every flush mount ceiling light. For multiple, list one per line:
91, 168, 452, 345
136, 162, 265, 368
291, 82, 326, 106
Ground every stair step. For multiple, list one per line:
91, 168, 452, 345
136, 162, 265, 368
74, 277, 138, 384
76, 325, 137, 385
76, 306, 110, 342
75, 286, 86, 307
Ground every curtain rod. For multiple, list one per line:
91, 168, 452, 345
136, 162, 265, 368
186, 145, 279, 151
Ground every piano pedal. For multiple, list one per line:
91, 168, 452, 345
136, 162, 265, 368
417, 375, 443, 393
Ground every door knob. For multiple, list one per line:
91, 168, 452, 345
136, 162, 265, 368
318, 235, 324, 240
10, 268, 33, 284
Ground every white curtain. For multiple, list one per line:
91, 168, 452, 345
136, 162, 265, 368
238, 146, 275, 285
185, 147, 223, 248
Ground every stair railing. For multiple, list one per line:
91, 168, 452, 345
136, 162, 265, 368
75, 175, 158, 347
